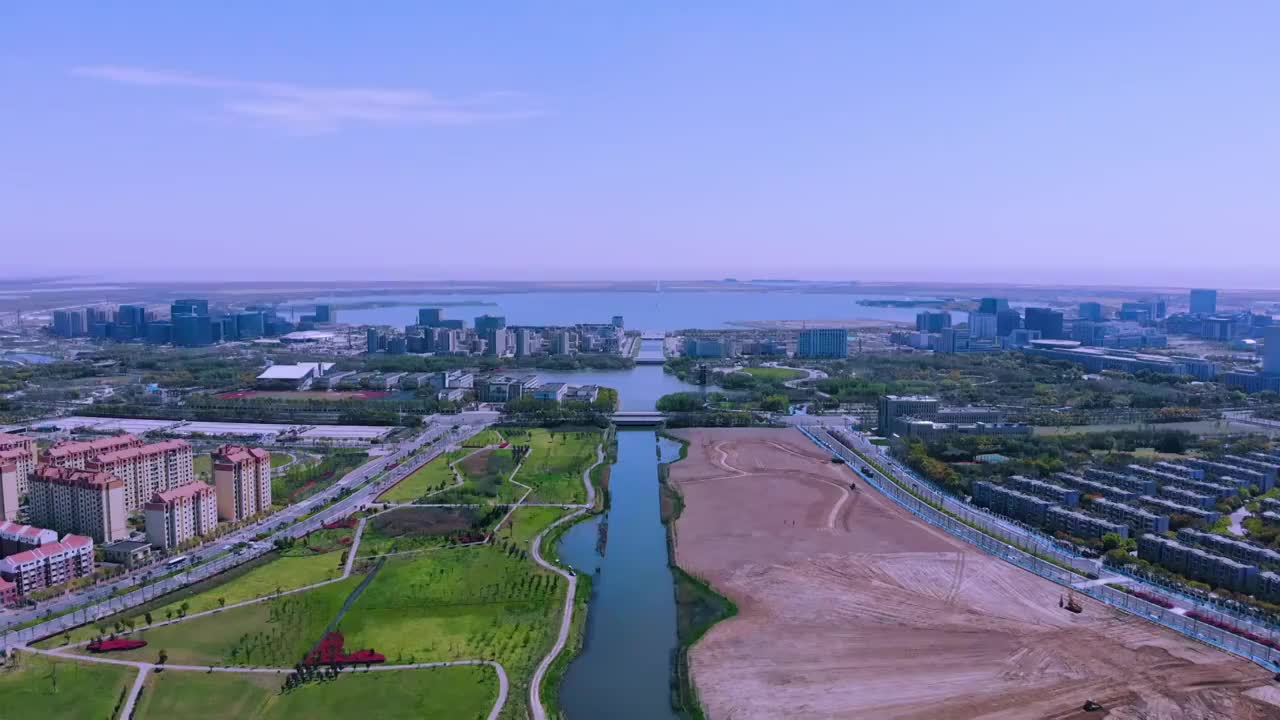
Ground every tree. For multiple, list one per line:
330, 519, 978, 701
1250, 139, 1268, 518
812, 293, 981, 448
179, 600, 190, 617
218, 597, 226, 609
1100, 533, 1125, 552
157, 649, 169, 667
144, 612, 153, 626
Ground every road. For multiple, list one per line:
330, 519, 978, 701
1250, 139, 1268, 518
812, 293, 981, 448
527, 442, 603, 720
2, 421, 484, 648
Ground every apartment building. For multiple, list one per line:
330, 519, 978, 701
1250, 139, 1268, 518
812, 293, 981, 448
43, 434, 143, 470
1180, 458, 1271, 492
0, 534, 94, 595
1082, 468, 1155, 495
971, 481, 1053, 526
1004, 476, 1081, 507
1046, 506, 1129, 541
1177, 528, 1280, 570
213, 445, 272, 521
145, 482, 218, 550
0, 520, 59, 557
1138, 496, 1219, 526
28, 466, 129, 544
0, 463, 18, 522
1090, 497, 1170, 535
1156, 484, 1216, 510
86, 439, 195, 512
1051, 473, 1139, 502
0, 433, 37, 498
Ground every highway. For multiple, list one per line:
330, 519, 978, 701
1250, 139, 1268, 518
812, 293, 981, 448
2, 420, 484, 648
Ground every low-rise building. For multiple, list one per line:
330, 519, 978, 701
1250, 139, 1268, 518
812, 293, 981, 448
0, 520, 59, 557
28, 466, 128, 544
1181, 458, 1272, 492
971, 481, 1053, 526
213, 445, 272, 521
1156, 484, 1215, 510
1089, 497, 1170, 535
1177, 528, 1280, 570
255, 362, 335, 390
0, 534, 94, 595
100, 540, 153, 569
1046, 506, 1129, 541
1005, 475, 1081, 507
532, 382, 568, 402
1137, 496, 1219, 526
1083, 468, 1156, 495
1052, 473, 1139, 502
145, 482, 218, 550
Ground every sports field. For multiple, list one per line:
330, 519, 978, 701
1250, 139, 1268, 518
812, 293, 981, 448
668, 428, 1279, 720
741, 367, 804, 381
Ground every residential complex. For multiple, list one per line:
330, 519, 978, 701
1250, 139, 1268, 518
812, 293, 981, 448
795, 328, 850, 359
0, 520, 59, 556
145, 482, 219, 550
213, 445, 272, 521
44, 434, 144, 470
1138, 534, 1256, 595
0, 534, 94, 596
0, 434, 37, 499
28, 466, 129, 543
84, 438, 196, 511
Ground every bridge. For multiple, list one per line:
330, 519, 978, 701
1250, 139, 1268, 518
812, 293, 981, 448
634, 331, 668, 365
610, 411, 668, 426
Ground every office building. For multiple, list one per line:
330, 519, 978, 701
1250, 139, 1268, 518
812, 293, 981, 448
100, 540, 153, 569
795, 328, 849, 359
978, 298, 1009, 314
0, 534, 93, 596
314, 304, 335, 323
145, 481, 218, 550
367, 328, 383, 354
995, 309, 1021, 337
475, 314, 507, 336
916, 311, 951, 333
1078, 302, 1103, 322
937, 327, 969, 354
514, 328, 537, 357
877, 395, 940, 434
213, 445, 272, 521
418, 307, 444, 326
475, 375, 540, 403
86, 439, 195, 512
0, 521, 59, 557
1023, 308, 1065, 339
28, 466, 128, 543
1189, 289, 1217, 315
1265, 325, 1280, 375
1046, 506, 1128, 541
968, 312, 998, 340
172, 313, 213, 347
484, 328, 509, 356
684, 337, 726, 358
236, 311, 265, 339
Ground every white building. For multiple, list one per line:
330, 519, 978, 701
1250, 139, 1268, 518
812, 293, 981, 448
255, 362, 336, 390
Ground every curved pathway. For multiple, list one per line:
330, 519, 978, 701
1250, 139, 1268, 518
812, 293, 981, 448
527, 443, 604, 720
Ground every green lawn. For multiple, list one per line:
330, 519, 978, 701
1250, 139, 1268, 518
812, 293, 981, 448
65, 577, 362, 668
0, 652, 136, 720
135, 664, 498, 720
742, 366, 804, 381
431, 448, 522, 504
493, 506, 569, 550
270, 453, 293, 469
506, 428, 600, 504
376, 449, 467, 503
194, 453, 212, 480
44, 550, 348, 647
463, 428, 505, 447
355, 507, 498, 558
338, 543, 565, 720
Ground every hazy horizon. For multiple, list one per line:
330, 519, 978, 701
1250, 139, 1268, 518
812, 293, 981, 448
4, 3, 1278, 287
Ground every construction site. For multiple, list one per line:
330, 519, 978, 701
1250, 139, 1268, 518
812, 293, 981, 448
667, 428, 1280, 720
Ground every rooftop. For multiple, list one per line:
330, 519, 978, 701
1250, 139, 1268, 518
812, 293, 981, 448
92, 439, 192, 464
45, 434, 141, 460
257, 361, 335, 380
148, 481, 214, 505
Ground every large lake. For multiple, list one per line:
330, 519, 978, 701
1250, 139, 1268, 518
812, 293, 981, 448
295, 290, 963, 330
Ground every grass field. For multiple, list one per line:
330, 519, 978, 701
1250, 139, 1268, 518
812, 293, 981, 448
67, 576, 362, 668
338, 535, 566, 720
741, 367, 804, 381
134, 664, 497, 720
194, 453, 211, 480
356, 506, 498, 558
44, 549, 348, 647
505, 428, 599, 504
0, 652, 136, 720
463, 428, 505, 447
432, 448, 522, 504
376, 449, 467, 503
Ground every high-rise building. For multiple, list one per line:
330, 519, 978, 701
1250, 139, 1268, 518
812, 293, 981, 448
611, 315, 625, 328
44, 435, 143, 471
85, 439, 195, 512
1265, 325, 1280, 376
938, 327, 969, 353
549, 330, 577, 355
1024, 308, 1065, 339
172, 313, 213, 346
28, 466, 129, 544
996, 309, 1022, 337
967, 312, 998, 340
514, 328, 537, 357
145, 482, 218, 550
236, 311, 265, 339
0, 434, 37, 498
796, 328, 849, 358
1078, 302, 1103, 322
418, 308, 444, 326
213, 445, 272, 521
314, 304, 335, 323
916, 311, 951, 333
485, 328, 509, 356
0, 466, 18, 522
475, 315, 507, 336
367, 328, 383, 354
978, 298, 1009, 315
116, 305, 147, 336
171, 298, 209, 317
52, 310, 79, 337
1190, 289, 1217, 315
145, 322, 173, 345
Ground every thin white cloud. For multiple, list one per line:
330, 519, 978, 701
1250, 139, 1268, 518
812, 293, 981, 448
71, 65, 542, 133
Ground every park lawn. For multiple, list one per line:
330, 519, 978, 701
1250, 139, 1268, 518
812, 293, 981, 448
355, 506, 497, 558
0, 652, 136, 720
67, 577, 361, 668
742, 366, 804, 381
507, 428, 599, 504
193, 453, 212, 480
47, 550, 348, 646
270, 453, 293, 469
282, 527, 354, 557
493, 506, 570, 551
134, 664, 498, 720
376, 449, 467, 503
463, 428, 505, 447
432, 448, 520, 505
338, 546, 564, 719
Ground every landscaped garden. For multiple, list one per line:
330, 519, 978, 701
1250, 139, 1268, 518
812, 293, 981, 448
356, 506, 502, 558
431, 447, 523, 504
504, 428, 600, 504
376, 449, 467, 503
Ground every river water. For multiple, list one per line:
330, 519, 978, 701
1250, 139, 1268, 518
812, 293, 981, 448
298, 289, 963, 330
557, 431, 684, 720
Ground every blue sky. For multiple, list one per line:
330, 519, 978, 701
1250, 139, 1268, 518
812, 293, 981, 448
2, 3, 1278, 286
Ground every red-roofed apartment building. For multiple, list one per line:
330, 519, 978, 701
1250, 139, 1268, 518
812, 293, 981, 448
213, 445, 272, 521
43, 434, 142, 470
0, 433, 38, 519
0, 520, 59, 557
85, 439, 195, 512
145, 482, 217, 550
0, 534, 93, 596
29, 466, 128, 544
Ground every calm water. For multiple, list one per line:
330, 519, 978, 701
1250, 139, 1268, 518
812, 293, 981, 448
298, 290, 964, 330
533, 364, 705, 411
557, 431, 683, 720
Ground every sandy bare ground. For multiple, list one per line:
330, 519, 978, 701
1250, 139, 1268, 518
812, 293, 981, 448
668, 428, 1280, 720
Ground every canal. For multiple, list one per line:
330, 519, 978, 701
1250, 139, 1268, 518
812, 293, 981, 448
557, 430, 684, 720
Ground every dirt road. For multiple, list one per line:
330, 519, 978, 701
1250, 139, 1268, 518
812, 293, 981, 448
668, 428, 1280, 720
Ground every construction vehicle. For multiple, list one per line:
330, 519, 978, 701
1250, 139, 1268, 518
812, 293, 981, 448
1065, 590, 1083, 614
1082, 699, 1103, 712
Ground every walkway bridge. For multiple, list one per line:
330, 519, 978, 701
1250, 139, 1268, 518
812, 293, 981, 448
610, 411, 668, 426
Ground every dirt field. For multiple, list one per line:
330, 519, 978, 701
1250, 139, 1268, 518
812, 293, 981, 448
668, 428, 1280, 720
